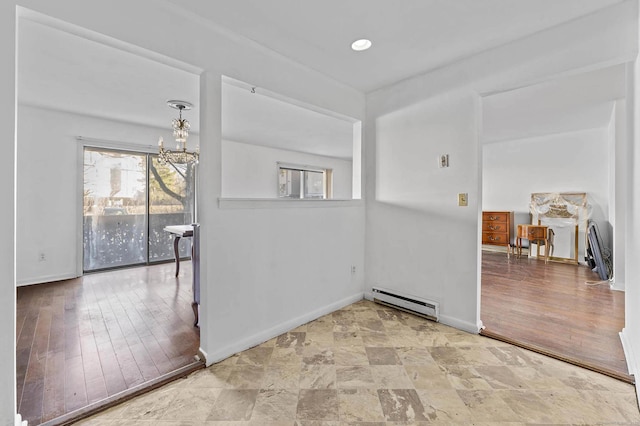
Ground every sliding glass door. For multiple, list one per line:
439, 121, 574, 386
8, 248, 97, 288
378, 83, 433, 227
83, 146, 195, 272
148, 156, 196, 262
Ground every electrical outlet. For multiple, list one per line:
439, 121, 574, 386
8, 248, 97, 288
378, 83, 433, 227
458, 193, 468, 206
438, 154, 449, 168
351, 265, 356, 274
38, 252, 46, 262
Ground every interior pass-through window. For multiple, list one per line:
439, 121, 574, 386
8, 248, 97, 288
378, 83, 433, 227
278, 164, 332, 199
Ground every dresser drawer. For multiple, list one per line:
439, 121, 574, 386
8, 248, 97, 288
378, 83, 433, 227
482, 222, 508, 232
482, 232, 509, 245
483, 212, 509, 223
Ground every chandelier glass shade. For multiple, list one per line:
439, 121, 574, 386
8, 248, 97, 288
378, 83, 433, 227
158, 100, 198, 165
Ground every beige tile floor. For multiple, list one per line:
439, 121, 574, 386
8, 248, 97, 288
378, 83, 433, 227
77, 300, 640, 425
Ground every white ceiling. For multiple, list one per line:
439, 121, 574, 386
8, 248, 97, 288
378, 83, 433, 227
222, 79, 355, 159
482, 65, 626, 144
17, 1, 626, 158
18, 19, 200, 133
167, 0, 622, 93
18, 18, 354, 158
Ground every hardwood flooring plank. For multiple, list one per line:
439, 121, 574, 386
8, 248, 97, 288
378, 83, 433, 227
139, 335, 177, 375
49, 296, 65, 354
41, 351, 65, 422
16, 347, 30, 407
19, 378, 44, 426
481, 251, 628, 379
17, 262, 200, 425
128, 342, 161, 382
16, 306, 38, 351
63, 323, 81, 361
25, 307, 52, 383
84, 375, 108, 405
64, 356, 87, 412
112, 344, 145, 388
15, 289, 32, 341
107, 294, 175, 376
81, 357, 104, 390
95, 341, 127, 396
96, 314, 124, 352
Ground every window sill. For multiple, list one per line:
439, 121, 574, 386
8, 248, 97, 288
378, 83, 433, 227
218, 198, 364, 209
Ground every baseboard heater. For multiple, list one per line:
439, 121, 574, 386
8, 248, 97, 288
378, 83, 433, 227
372, 287, 440, 322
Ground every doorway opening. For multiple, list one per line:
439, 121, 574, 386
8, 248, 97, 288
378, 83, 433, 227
16, 12, 203, 424
478, 65, 630, 382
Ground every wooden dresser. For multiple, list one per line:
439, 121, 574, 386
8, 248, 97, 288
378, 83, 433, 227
482, 211, 513, 250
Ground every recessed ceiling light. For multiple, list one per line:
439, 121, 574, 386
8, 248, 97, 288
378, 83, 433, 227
351, 39, 372, 51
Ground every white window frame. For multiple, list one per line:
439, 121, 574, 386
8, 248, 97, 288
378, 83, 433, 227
277, 162, 333, 199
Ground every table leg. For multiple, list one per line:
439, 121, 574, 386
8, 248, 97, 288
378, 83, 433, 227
174, 235, 181, 277
544, 238, 549, 264
192, 302, 199, 327
191, 224, 200, 327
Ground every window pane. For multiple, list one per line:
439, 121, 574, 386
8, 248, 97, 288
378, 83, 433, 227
304, 170, 324, 199
148, 157, 196, 262
279, 168, 301, 198
83, 148, 147, 271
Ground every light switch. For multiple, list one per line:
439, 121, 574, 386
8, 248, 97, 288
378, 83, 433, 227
458, 193, 468, 206
438, 154, 449, 168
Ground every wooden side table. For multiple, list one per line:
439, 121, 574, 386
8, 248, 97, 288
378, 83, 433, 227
515, 224, 553, 263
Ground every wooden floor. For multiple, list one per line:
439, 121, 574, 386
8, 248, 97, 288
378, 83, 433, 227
481, 250, 630, 382
16, 262, 201, 425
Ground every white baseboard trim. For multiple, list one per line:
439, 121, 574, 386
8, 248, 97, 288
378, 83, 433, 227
619, 328, 639, 406
17, 273, 78, 287
205, 292, 364, 366
439, 314, 481, 334
610, 278, 625, 292
620, 328, 636, 376
197, 347, 209, 364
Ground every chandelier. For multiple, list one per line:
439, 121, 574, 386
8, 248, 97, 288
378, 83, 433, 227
158, 100, 199, 165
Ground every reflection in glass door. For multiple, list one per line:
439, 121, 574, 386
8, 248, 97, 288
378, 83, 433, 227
83, 147, 195, 272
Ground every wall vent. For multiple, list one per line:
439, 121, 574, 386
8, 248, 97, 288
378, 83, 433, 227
372, 287, 439, 322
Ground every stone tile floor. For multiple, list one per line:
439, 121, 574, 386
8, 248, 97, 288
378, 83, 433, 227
77, 300, 640, 425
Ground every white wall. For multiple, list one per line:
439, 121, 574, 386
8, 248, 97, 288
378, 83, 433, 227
0, 1, 15, 423
370, 91, 480, 331
208, 201, 364, 362
613, 97, 628, 290
17, 104, 195, 286
221, 139, 352, 199
365, 1, 638, 339
482, 127, 610, 263
620, 26, 640, 394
